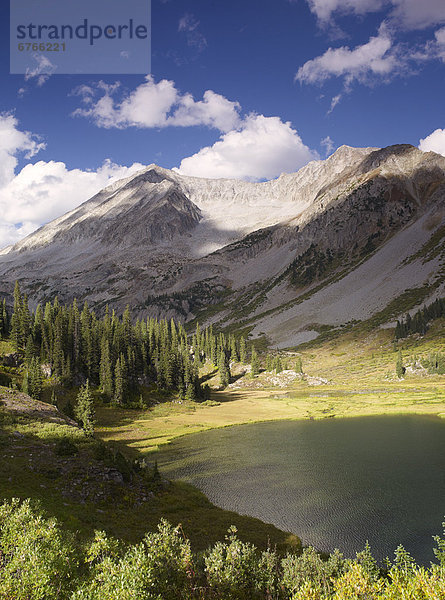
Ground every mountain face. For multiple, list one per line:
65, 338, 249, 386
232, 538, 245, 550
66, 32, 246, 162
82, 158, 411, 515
1, 143, 445, 348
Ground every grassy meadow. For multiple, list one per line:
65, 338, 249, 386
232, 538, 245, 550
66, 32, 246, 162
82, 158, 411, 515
95, 320, 445, 456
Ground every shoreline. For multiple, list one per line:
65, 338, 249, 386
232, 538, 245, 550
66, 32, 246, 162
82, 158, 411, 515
95, 384, 445, 455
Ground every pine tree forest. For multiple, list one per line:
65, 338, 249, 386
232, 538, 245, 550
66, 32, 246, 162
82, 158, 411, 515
1, 282, 255, 406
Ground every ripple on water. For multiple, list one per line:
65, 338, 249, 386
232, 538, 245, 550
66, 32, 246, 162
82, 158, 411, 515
156, 415, 445, 564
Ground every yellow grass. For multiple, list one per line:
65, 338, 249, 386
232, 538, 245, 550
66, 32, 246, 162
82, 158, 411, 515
96, 323, 445, 456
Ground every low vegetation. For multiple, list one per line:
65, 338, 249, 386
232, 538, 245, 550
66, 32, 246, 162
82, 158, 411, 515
1, 498, 445, 599
0, 388, 298, 551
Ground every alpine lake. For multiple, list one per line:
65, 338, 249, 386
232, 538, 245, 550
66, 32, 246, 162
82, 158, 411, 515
154, 415, 445, 565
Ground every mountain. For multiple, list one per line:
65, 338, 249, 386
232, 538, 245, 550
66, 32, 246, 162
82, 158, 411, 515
1, 143, 444, 348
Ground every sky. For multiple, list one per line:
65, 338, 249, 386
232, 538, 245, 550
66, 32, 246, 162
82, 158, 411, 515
1, 0, 445, 248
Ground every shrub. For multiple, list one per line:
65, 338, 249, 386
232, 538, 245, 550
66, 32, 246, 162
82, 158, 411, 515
0, 498, 77, 599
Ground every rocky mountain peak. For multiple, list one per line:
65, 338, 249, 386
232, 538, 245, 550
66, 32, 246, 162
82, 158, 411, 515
1, 143, 444, 349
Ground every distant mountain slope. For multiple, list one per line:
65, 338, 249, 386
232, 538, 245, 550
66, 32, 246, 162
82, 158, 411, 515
1, 143, 444, 347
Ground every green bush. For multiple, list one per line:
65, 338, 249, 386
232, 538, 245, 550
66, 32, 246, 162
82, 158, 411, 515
204, 525, 276, 599
73, 520, 193, 600
0, 499, 444, 599
0, 498, 77, 599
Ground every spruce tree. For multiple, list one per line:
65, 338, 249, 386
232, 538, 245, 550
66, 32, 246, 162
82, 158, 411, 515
273, 356, 283, 374
24, 335, 35, 365
11, 281, 23, 351
239, 337, 247, 364
229, 335, 239, 362
99, 339, 113, 398
295, 357, 303, 374
74, 380, 95, 435
250, 347, 259, 378
218, 348, 230, 388
27, 357, 43, 400
113, 354, 127, 405
396, 351, 405, 378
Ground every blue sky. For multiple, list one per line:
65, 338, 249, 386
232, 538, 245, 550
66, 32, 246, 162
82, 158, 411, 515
1, 0, 445, 247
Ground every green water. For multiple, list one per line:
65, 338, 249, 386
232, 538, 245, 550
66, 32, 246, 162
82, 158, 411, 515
155, 415, 445, 564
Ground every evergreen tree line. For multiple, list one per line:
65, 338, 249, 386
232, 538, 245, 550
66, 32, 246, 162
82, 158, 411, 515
394, 297, 445, 339
4, 282, 250, 404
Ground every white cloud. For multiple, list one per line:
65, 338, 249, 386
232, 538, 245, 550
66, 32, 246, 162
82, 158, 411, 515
72, 76, 241, 133
306, 0, 386, 25
0, 109, 318, 247
0, 113, 45, 188
321, 135, 335, 155
390, 0, 445, 31
176, 114, 318, 181
178, 13, 200, 33
328, 94, 342, 113
419, 128, 445, 156
24, 54, 57, 87
435, 27, 445, 61
0, 114, 144, 248
178, 13, 207, 50
305, 0, 445, 30
296, 24, 401, 86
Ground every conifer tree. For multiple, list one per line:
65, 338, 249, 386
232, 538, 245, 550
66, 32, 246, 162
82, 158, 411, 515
99, 338, 113, 398
0, 299, 8, 338
24, 335, 35, 365
27, 357, 43, 400
113, 354, 127, 405
229, 335, 239, 362
74, 380, 95, 435
218, 348, 230, 388
10, 281, 23, 351
239, 337, 247, 364
295, 357, 303, 374
273, 356, 283, 374
250, 347, 259, 378
62, 355, 72, 387
396, 351, 405, 378
21, 294, 31, 343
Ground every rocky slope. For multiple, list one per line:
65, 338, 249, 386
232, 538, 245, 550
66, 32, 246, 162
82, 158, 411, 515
1, 143, 444, 347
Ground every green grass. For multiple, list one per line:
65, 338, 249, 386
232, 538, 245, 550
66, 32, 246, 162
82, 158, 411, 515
0, 390, 300, 554
95, 321, 445, 457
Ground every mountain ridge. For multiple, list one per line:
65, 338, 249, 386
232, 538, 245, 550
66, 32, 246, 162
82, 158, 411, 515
1, 143, 445, 348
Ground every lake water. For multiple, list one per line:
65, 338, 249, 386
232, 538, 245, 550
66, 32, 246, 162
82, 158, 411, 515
155, 415, 445, 564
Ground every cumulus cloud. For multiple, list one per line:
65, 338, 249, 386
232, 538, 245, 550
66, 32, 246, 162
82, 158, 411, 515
72, 76, 241, 133
296, 24, 400, 87
0, 114, 144, 248
0, 113, 45, 188
305, 0, 386, 26
419, 128, 445, 156
176, 115, 318, 181
390, 0, 445, 31
305, 0, 445, 30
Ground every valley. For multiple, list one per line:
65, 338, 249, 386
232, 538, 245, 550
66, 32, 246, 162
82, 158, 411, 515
1, 144, 445, 597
